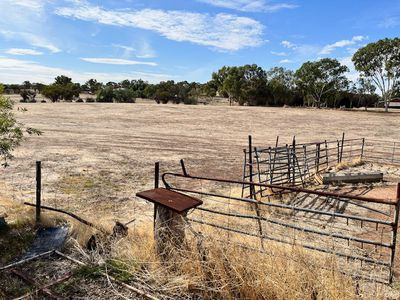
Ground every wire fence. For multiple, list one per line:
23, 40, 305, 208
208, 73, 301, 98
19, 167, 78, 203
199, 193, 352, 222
162, 172, 400, 284
242, 134, 400, 198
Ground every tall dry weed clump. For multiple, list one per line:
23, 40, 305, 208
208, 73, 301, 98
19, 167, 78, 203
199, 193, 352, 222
102, 224, 381, 300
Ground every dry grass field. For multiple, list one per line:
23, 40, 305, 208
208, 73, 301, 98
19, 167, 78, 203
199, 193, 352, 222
1, 102, 400, 223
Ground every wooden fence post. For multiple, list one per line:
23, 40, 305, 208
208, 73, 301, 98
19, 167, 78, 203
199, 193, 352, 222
36, 161, 41, 223
155, 205, 187, 257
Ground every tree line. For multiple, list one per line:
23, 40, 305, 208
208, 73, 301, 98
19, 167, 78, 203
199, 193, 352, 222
2, 38, 399, 110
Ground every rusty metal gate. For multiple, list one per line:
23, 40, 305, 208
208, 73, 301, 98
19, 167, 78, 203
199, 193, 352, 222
162, 172, 400, 284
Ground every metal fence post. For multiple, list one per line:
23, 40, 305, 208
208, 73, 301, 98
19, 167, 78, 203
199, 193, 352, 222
153, 162, 160, 233
389, 183, 400, 284
249, 135, 255, 199
35, 161, 41, 223
340, 132, 345, 162
292, 137, 296, 185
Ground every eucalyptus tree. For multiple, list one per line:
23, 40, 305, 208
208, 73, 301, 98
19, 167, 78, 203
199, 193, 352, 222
295, 58, 349, 108
352, 38, 400, 112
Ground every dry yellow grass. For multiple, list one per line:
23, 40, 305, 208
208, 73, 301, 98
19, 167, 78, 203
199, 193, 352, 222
102, 223, 388, 300
335, 157, 364, 171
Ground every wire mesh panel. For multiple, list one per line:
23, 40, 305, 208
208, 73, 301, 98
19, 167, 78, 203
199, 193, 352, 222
162, 172, 400, 284
364, 140, 400, 165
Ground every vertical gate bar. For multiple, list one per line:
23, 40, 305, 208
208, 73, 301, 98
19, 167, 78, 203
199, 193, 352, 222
292, 137, 296, 185
36, 161, 41, 223
389, 183, 400, 284
286, 144, 291, 184
337, 140, 340, 163
249, 135, 255, 199
241, 149, 247, 198
248, 138, 264, 249
255, 147, 263, 197
325, 140, 328, 168
268, 147, 273, 185
154, 162, 160, 233
361, 138, 365, 159
340, 132, 345, 162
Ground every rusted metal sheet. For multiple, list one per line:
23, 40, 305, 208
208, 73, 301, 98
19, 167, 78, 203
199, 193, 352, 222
136, 188, 203, 213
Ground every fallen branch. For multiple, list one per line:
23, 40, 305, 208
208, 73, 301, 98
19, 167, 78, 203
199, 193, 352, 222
54, 251, 160, 300
24, 202, 107, 233
0, 250, 55, 271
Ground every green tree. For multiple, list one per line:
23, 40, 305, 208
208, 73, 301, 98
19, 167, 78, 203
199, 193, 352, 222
295, 58, 349, 108
266, 67, 297, 106
0, 84, 41, 166
96, 86, 115, 102
42, 84, 63, 102
352, 38, 400, 112
240, 64, 269, 106
212, 64, 268, 106
85, 79, 103, 94
54, 75, 72, 85
113, 89, 136, 103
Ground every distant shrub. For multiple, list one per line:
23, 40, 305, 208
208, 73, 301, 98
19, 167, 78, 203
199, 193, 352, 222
41, 100, 46, 103
114, 89, 136, 103
86, 97, 95, 103
76, 98, 84, 103
183, 98, 198, 105
96, 86, 114, 102
20, 89, 36, 102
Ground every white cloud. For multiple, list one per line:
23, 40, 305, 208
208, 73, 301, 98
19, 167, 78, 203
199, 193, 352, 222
279, 59, 292, 64
81, 57, 157, 66
319, 35, 367, 55
271, 51, 287, 56
0, 30, 61, 53
0, 57, 172, 84
12, 0, 44, 11
0, 1, 61, 53
55, 1, 264, 51
196, 0, 297, 12
113, 44, 136, 52
281, 40, 297, 49
5, 48, 43, 55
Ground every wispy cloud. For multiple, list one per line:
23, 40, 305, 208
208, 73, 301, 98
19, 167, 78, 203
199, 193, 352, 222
379, 16, 400, 28
81, 57, 157, 66
136, 41, 157, 58
55, 1, 264, 51
113, 44, 136, 53
0, 30, 61, 53
281, 40, 297, 49
196, 0, 297, 12
319, 35, 367, 55
279, 59, 292, 64
0, 57, 172, 84
271, 51, 287, 56
5, 48, 43, 55
12, 0, 44, 12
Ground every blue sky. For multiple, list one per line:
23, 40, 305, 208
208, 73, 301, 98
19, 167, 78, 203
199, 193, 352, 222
0, 0, 399, 84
